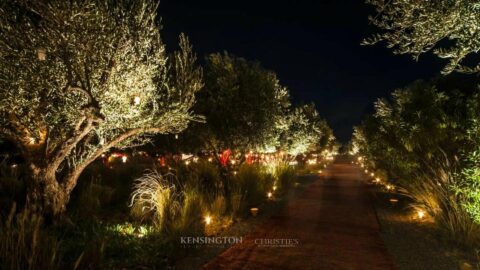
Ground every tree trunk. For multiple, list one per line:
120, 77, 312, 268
219, 166, 232, 213
26, 165, 69, 220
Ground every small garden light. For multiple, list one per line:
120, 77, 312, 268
205, 215, 212, 225
417, 209, 425, 219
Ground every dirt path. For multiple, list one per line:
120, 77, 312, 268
203, 157, 396, 270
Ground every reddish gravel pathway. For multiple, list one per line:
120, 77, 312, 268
203, 157, 396, 270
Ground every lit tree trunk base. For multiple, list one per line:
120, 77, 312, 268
26, 167, 70, 221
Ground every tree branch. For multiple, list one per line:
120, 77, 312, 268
61, 126, 170, 194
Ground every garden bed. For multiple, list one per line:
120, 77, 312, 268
372, 188, 479, 270
173, 174, 318, 269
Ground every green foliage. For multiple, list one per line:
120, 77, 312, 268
173, 188, 205, 235
61, 221, 171, 269
184, 52, 290, 154
0, 0, 202, 215
176, 160, 223, 200
234, 164, 274, 210
275, 163, 296, 193
364, 0, 480, 74
352, 77, 480, 245
282, 104, 327, 156
175, 52, 334, 158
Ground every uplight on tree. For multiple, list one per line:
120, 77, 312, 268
417, 210, 425, 219
205, 215, 212, 225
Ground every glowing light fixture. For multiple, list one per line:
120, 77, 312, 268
307, 159, 316, 165
133, 96, 141, 105
250, 208, 259, 217
267, 192, 273, 199
273, 185, 277, 191
121, 156, 127, 163
417, 210, 425, 219
204, 216, 212, 225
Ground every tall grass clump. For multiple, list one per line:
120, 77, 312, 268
0, 161, 25, 214
0, 204, 62, 270
409, 175, 480, 246
234, 164, 273, 211
174, 188, 205, 235
274, 163, 296, 193
129, 170, 182, 232
178, 161, 222, 202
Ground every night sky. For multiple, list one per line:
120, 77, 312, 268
159, 0, 445, 143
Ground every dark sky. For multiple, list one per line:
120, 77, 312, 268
158, 0, 445, 143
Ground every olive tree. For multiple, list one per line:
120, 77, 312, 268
0, 0, 202, 216
364, 0, 480, 74
189, 52, 290, 157
281, 104, 328, 157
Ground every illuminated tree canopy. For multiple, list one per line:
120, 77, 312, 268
281, 104, 330, 156
351, 77, 480, 242
186, 52, 291, 156
0, 0, 202, 215
364, 0, 480, 74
